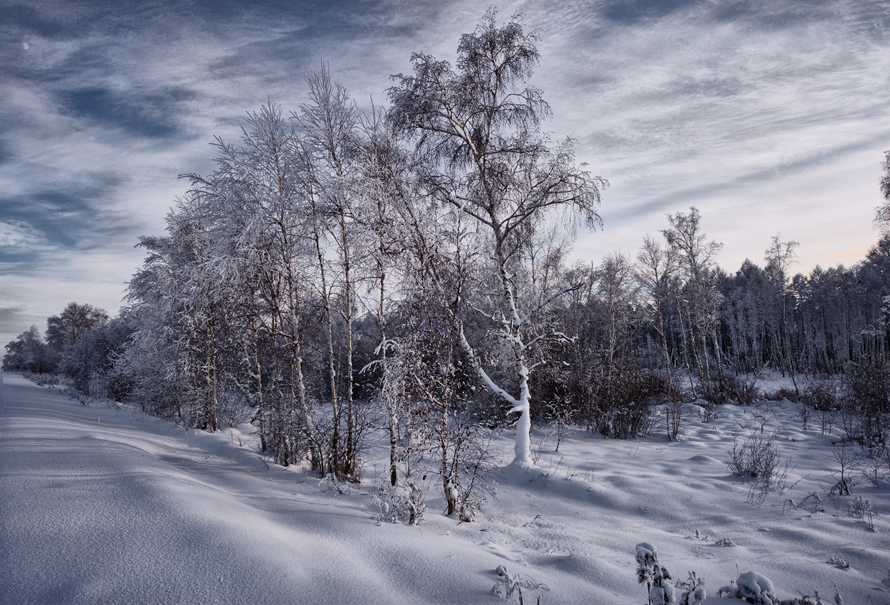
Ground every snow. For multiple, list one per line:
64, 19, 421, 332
2, 371, 890, 603
727, 571, 777, 603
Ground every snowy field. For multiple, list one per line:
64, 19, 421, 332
2, 371, 889, 604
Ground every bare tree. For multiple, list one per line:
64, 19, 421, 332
875, 150, 890, 234
637, 235, 679, 374
125, 202, 224, 428
392, 197, 494, 518
661, 207, 723, 400
764, 235, 800, 388
356, 105, 412, 486
389, 9, 605, 465
294, 66, 364, 479
2, 326, 53, 373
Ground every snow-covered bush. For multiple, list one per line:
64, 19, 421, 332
490, 565, 548, 602
828, 442, 856, 496
858, 442, 889, 487
727, 372, 762, 405
841, 359, 890, 447
320, 473, 352, 496
676, 572, 706, 605
23, 371, 61, 387
725, 429, 783, 484
635, 546, 844, 605
801, 379, 839, 435
375, 477, 425, 525
635, 543, 708, 605
700, 370, 740, 408
636, 543, 676, 605
765, 387, 799, 403
718, 571, 777, 604
826, 556, 849, 569
718, 571, 844, 605
849, 495, 874, 530
379, 311, 497, 521
666, 399, 685, 441
590, 364, 668, 438
697, 393, 723, 422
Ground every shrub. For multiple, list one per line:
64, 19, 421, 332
732, 375, 763, 405
635, 542, 675, 605
635, 543, 706, 605
590, 364, 672, 439
765, 387, 799, 403
828, 442, 856, 496
802, 379, 840, 435
636, 543, 841, 605
23, 372, 62, 387
699, 372, 732, 407
697, 369, 762, 407
718, 571, 777, 604
849, 495, 875, 530
665, 399, 684, 441
659, 376, 685, 441
858, 443, 889, 486
725, 430, 783, 484
841, 359, 890, 447
375, 477, 425, 525
490, 565, 548, 602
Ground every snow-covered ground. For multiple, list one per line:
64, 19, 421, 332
2, 371, 889, 604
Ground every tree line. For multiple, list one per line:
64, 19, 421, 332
4, 11, 889, 517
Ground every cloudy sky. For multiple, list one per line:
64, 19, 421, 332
1, 0, 889, 345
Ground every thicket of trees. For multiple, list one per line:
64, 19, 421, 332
3, 302, 135, 395
4, 12, 889, 514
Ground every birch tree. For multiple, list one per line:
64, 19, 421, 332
389, 9, 605, 465
356, 106, 411, 486
661, 207, 723, 398
764, 235, 800, 386
875, 150, 890, 234
194, 104, 328, 468
294, 66, 364, 478
636, 235, 679, 374
392, 191, 494, 518
125, 202, 218, 426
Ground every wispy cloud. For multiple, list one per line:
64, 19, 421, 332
0, 0, 888, 343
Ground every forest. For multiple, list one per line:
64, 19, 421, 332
4, 11, 890, 524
